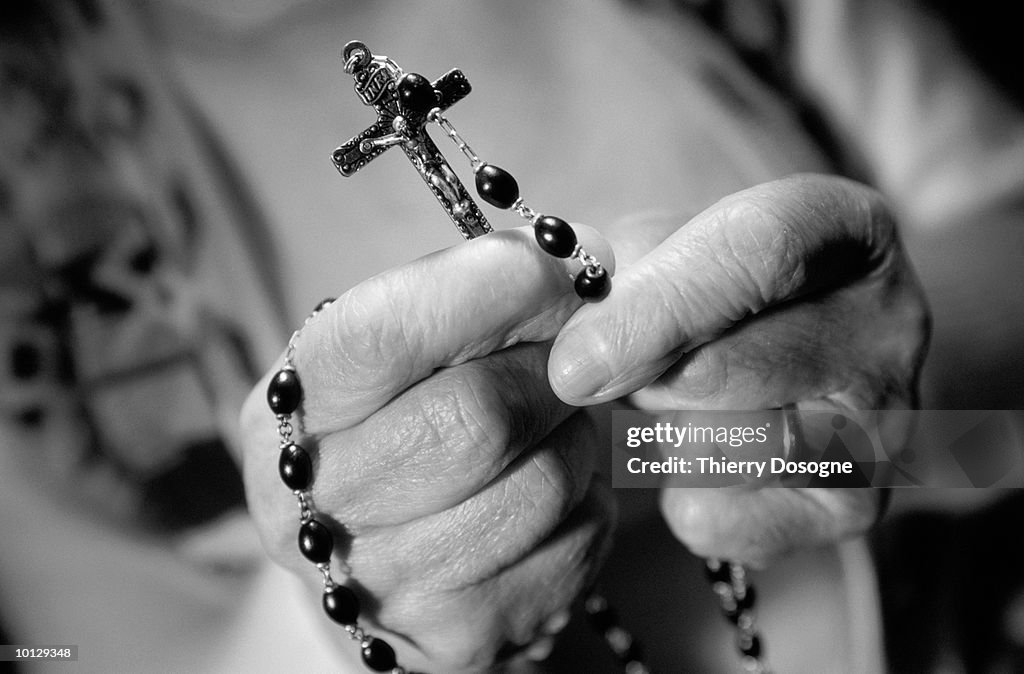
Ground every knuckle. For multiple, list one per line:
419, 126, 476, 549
624, 260, 705, 352
500, 451, 580, 546
366, 364, 515, 486
306, 290, 423, 415
711, 197, 802, 310
325, 292, 406, 380
497, 414, 601, 549
529, 451, 579, 516
431, 365, 513, 462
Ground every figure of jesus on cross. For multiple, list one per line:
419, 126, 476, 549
330, 40, 611, 300
331, 41, 493, 240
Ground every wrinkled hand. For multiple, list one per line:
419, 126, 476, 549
240, 228, 616, 672
549, 174, 930, 567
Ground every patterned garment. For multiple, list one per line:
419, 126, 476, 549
0, 1, 285, 534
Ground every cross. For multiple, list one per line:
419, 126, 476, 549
331, 41, 492, 240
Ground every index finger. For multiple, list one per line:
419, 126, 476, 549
548, 174, 899, 404
291, 224, 614, 432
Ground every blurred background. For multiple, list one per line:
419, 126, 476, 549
2, 0, 1023, 671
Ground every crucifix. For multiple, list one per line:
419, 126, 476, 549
330, 40, 610, 300
331, 40, 493, 239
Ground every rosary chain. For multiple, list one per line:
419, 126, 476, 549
428, 108, 481, 169
707, 559, 771, 673
272, 300, 410, 674
427, 109, 605, 283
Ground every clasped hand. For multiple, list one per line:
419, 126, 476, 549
240, 174, 929, 671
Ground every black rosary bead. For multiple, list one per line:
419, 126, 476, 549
279, 443, 313, 491
574, 266, 609, 300
723, 605, 750, 625
322, 585, 361, 625
361, 637, 398, 672
267, 368, 303, 415
534, 215, 577, 258
475, 163, 520, 209
739, 634, 762, 658
298, 519, 334, 564
397, 72, 438, 116
736, 586, 756, 610
723, 588, 757, 624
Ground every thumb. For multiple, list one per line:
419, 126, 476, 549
548, 174, 897, 405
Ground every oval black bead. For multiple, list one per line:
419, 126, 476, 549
739, 634, 762, 658
723, 587, 756, 623
322, 585, 360, 625
574, 266, 609, 300
534, 215, 577, 257
723, 605, 743, 624
396, 72, 437, 115
475, 163, 520, 209
267, 368, 302, 415
298, 519, 333, 564
279, 443, 313, 491
736, 586, 756, 610
361, 637, 397, 672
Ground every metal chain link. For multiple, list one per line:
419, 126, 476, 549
427, 110, 608, 286
428, 108, 481, 169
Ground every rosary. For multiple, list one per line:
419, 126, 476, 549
267, 41, 769, 673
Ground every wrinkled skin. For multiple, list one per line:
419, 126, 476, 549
549, 175, 929, 567
241, 225, 618, 671
240, 175, 929, 670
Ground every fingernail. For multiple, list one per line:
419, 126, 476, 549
551, 339, 611, 400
